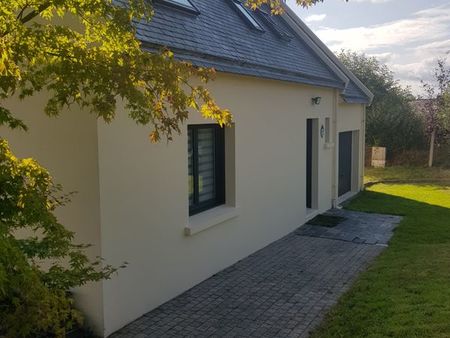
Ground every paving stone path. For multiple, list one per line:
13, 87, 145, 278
111, 210, 401, 338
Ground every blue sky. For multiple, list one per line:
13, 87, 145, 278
287, 0, 450, 95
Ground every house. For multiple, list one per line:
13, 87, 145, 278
3, 0, 373, 336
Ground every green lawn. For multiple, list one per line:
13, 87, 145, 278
313, 182, 450, 338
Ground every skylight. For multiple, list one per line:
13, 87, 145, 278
232, 0, 264, 32
258, 10, 293, 41
160, 0, 199, 14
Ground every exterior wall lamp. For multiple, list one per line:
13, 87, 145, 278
311, 96, 322, 105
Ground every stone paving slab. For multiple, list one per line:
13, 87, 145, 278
110, 210, 401, 338
299, 209, 402, 246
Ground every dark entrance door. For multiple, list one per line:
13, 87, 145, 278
306, 119, 313, 208
338, 131, 352, 197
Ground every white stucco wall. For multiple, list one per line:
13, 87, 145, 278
97, 73, 350, 336
1, 72, 366, 337
0, 94, 104, 333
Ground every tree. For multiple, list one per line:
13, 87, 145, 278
247, 0, 328, 13
0, 0, 325, 142
0, 0, 329, 335
338, 50, 426, 155
0, 139, 122, 337
420, 58, 450, 167
0, 0, 233, 142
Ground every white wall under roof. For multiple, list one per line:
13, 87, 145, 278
97, 72, 365, 336
1, 71, 365, 337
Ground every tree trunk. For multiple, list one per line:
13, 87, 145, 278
428, 129, 436, 167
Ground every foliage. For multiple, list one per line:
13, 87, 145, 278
0, 0, 233, 142
0, 139, 119, 337
245, 0, 333, 13
312, 182, 450, 337
0, 1, 331, 335
338, 50, 426, 154
0, 0, 328, 142
420, 58, 450, 146
386, 145, 450, 168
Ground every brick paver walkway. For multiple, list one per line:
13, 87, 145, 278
111, 210, 401, 338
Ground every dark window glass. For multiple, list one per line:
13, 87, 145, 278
169, 0, 193, 7
258, 9, 293, 41
232, 0, 264, 31
160, 0, 199, 14
188, 125, 225, 215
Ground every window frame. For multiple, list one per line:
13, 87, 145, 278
231, 0, 265, 32
188, 124, 226, 216
159, 0, 200, 14
257, 9, 293, 41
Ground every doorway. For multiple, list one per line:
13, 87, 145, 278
338, 131, 353, 197
306, 119, 318, 209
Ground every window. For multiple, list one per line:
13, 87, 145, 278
160, 0, 199, 14
231, 0, 264, 31
188, 125, 225, 215
258, 9, 293, 41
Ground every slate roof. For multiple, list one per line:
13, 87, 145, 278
120, 0, 371, 104
343, 81, 371, 103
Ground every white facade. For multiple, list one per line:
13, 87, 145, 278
2, 71, 365, 336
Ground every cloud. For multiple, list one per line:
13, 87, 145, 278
315, 7, 450, 52
367, 52, 395, 63
311, 4, 450, 94
304, 14, 327, 23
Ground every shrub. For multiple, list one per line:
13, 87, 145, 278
434, 144, 450, 168
0, 139, 119, 337
386, 145, 449, 167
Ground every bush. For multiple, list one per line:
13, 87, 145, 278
434, 144, 450, 168
385, 145, 450, 168
388, 149, 428, 167
0, 139, 120, 337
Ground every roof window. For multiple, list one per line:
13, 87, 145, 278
232, 0, 264, 32
160, 0, 199, 14
258, 9, 293, 41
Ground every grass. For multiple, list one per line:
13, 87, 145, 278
312, 182, 450, 338
365, 166, 450, 184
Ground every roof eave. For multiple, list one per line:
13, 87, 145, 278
141, 42, 347, 91
341, 95, 371, 105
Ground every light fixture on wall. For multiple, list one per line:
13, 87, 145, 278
311, 96, 322, 105
320, 125, 325, 138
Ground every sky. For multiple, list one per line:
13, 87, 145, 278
287, 0, 450, 95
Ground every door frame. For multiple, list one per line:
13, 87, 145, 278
337, 130, 360, 204
306, 118, 319, 211
338, 131, 352, 197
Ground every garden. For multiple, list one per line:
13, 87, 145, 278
313, 167, 450, 337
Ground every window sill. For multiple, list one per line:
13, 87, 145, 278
185, 205, 240, 236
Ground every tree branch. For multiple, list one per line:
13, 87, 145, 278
16, 3, 30, 21
20, 2, 52, 25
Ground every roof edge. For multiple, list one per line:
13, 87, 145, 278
141, 42, 346, 90
281, 3, 374, 105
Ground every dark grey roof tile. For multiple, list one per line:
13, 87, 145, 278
117, 0, 370, 103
